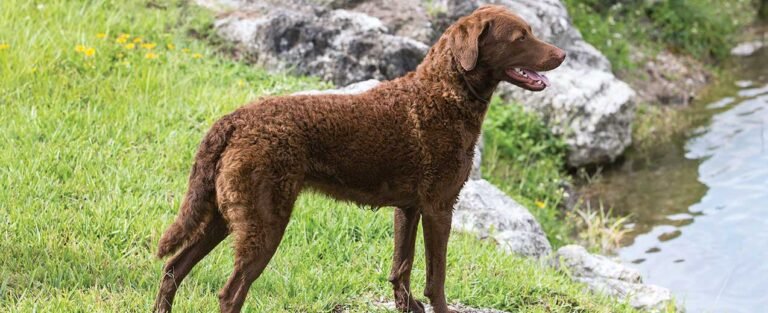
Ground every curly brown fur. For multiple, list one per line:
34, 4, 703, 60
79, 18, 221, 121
154, 5, 565, 313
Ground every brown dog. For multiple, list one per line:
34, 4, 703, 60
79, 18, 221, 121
154, 5, 565, 313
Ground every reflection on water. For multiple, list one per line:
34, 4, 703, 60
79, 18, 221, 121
584, 46, 768, 313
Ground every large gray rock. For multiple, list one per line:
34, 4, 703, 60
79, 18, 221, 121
331, 0, 435, 44
498, 68, 635, 166
433, 0, 636, 166
550, 245, 676, 311
454, 179, 552, 258
202, 0, 428, 86
293, 79, 381, 96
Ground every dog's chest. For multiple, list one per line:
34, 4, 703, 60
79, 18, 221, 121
417, 127, 478, 201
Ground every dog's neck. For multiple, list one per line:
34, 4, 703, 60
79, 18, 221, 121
414, 38, 500, 112
460, 64, 499, 104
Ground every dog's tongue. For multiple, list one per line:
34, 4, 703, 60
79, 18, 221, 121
522, 69, 550, 87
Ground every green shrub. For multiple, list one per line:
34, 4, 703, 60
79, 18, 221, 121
563, 0, 635, 70
563, 0, 754, 69
482, 100, 571, 246
646, 0, 739, 61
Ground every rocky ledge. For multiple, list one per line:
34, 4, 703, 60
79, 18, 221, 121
373, 301, 511, 313
550, 245, 675, 312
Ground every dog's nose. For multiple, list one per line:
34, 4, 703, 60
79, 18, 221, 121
556, 49, 566, 63
540, 47, 567, 71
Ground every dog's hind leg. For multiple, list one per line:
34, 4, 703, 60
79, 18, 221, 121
389, 207, 425, 313
217, 171, 301, 313
154, 213, 229, 313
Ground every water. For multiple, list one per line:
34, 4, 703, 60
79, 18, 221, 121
583, 46, 768, 313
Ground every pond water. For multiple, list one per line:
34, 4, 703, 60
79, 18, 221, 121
583, 46, 768, 313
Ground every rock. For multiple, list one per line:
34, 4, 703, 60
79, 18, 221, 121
334, 0, 435, 44
576, 277, 675, 312
498, 68, 635, 166
731, 40, 765, 57
208, 1, 428, 86
429, 0, 480, 42
193, 0, 247, 12
550, 245, 676, 311
454, 179, 552, 258
550, 245, 642, 282
626, 50, 710, 106
469, 138, 483, 180
293, 79, 381, 96
374, 300, 511, 313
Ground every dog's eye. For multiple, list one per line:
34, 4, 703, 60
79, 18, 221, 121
518, 35, 527, 42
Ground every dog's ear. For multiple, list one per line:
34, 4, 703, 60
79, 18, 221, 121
449, 17, 489, 72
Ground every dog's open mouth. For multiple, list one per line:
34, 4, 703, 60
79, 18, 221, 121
505, 68, 550, 92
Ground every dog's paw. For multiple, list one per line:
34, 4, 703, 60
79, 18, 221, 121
394, 294, 425, 313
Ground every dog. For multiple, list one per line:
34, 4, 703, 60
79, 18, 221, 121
154, 5, 565, 313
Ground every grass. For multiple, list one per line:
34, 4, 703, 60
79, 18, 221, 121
563, 0, 756, 70
631, 104, 693, 153
0, 0, 639, 312
480, 103, 633, 256
481, 102, 571, 248
566, 204, 631, 255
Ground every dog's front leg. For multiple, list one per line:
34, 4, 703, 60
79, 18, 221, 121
422, 210, 456, 313
389, 207, 425, 312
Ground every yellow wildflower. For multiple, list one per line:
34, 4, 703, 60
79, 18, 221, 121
84, 47, 96, 57
133, 37, 143, 43
75, 44, 87, 53
535, 201, 546, 209
124, 43, 135, 50
116, 33, 130, 43
141, 43, 157, 50
237, 80, 245, 87
96, 33, 107, 39
0, 43, 10, 50
145, 52, 158, 59
166, 43, 175, 50
181, 48, 190, 53
191, 53, 203, 59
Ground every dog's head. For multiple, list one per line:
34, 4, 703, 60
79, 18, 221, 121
448, 5, 566, 92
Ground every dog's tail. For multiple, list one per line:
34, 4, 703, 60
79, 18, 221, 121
156, 115, 236, 258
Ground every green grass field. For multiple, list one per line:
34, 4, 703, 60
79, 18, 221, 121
0, 1, 637, 312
